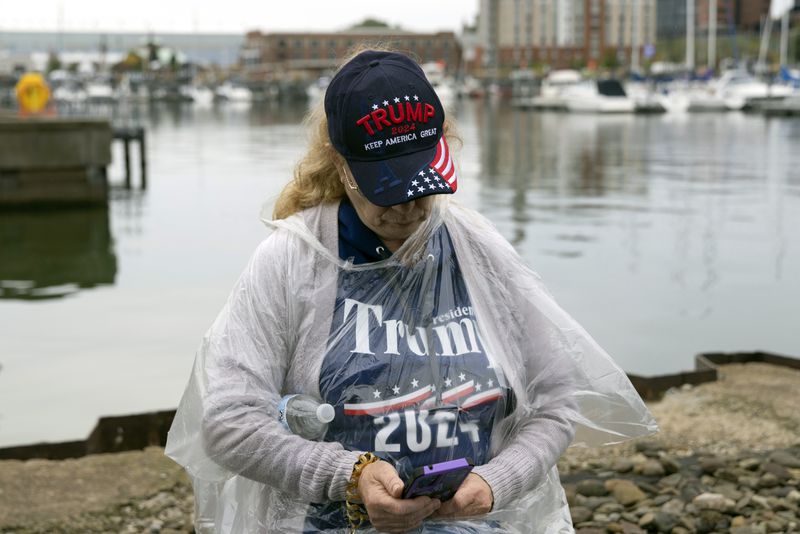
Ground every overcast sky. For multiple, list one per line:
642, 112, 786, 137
1, 0, 479, 34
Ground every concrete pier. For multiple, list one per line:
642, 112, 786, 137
0, 116, 112, 206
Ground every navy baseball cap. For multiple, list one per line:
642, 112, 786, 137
324, 50, 458, 207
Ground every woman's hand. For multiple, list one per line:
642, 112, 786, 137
358, 461, 441, 533
432, 473, 494, 519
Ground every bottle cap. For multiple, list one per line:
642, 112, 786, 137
316, 403, 335, 424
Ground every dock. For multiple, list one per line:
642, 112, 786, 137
0, 116, 111, 207
0, 116, 147, 207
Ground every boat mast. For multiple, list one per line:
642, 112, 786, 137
766, 0, 793, 69
513, 0, 521, 67
686, 0, 695, 73
726, 0, 739, 62
631, 0, 641, 73
757, 14, 773, 73
708, 0, 717, 70
780, 10, 789, 68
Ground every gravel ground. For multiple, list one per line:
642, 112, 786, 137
0, 447, 193, 533
561, 363, 800, 467
1, 362, 798, 533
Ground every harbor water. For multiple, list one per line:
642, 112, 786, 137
0, 100, 798, 447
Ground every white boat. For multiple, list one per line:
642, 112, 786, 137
306, 76, 330, 104
690, 85, 731, 111
761, 94, 800, 116
52, 82, 87, 103
431, 81, 457, 108
459, 76, 485, 99
625, 82, 666, 113
658, 82, 728, 113
85, 78, 115, 103
215, 82, 253, 103
714, 70, 794, 110
182, 85, 214, 107
530, 70, 583, 109
115, 75, 150, 102
421, 62, 458, 109
563, 79, 636, 113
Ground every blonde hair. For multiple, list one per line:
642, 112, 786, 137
273, 44, 462, 220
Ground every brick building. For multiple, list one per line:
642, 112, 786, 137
240, 27, 461, 78
659, 0, 798, 37
696, 0, 736, 31
738, 0, 773, 32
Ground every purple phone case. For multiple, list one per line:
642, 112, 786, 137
403, 458, 473, 500
424, 458, 470, 475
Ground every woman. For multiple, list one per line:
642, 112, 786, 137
166, 49, 657, 533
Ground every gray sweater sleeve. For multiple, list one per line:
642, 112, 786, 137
471, 232, 579, 510
200, 235, 361, 503
472, 377, 577, 510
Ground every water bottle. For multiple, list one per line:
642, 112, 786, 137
278, 394, 335, 440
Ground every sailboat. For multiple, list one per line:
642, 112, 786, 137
758, 0, 794, 73
659, 0, 794, 112
658, 0, 730, 112
747, 0, 797, 109
758, 0, 800, 114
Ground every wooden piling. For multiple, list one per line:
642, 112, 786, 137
112, 127, 147, 190
139, 128, 147, 190
123, 138, 131, 189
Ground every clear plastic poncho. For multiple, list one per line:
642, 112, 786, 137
165, 198, 657, 533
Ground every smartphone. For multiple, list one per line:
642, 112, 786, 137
402, 458, 474, 501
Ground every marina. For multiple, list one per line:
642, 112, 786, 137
1, 99, 799, 448
0, 0, 799, 457
0, 5, 800, 534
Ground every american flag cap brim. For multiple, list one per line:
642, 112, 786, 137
346, 136, 458, 207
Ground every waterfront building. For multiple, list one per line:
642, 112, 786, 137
738, 0, 773, 32
657, 0, 687, 39
658, 0, 799, 38
479, 0, 587, 73
0, 31, 243, 69
739, 0, 799, 31
603, 0, 658, 65
478, 0, 657, 73
696, 0, 735, 32
240, 27, 461, 78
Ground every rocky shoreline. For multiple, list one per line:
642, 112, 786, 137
1, 363, 799, 533
561, 443, 800, 533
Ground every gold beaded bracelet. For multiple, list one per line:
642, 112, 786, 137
345, 452, 379, 533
